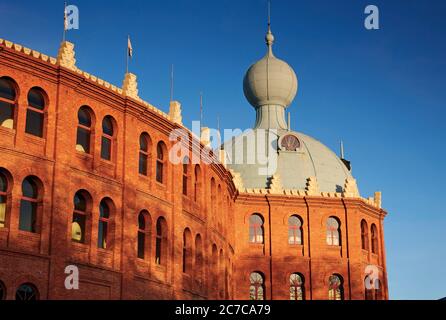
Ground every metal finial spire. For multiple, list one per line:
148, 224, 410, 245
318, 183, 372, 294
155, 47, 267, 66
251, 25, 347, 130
268, 0, 271, 31
340, 140, 345, 159
265, 0, 274, 56
170, 64, 174, 102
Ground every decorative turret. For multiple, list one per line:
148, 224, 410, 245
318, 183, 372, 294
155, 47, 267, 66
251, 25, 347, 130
122, 73, 139, 100
57, 41, 76, 71
168, 101, 183, 125
242, 15, 298, 130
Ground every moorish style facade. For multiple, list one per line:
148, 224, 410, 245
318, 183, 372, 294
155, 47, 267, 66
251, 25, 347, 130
0, 23, 388, 300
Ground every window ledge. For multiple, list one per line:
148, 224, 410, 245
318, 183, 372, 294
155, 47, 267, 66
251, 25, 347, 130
24, 133, 45, 145
75, 151, 93, 160
0, 126, 16, 136
155, 182, 167, 190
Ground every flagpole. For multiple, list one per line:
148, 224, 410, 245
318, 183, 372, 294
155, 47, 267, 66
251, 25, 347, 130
200, 92, 203, 132
170, 64, 174, 102
126, 35, 129, 74
63, 2, 67, 42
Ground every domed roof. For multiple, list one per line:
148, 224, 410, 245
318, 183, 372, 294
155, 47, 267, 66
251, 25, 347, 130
225, 131, 354, 193
243, 30, 298, 108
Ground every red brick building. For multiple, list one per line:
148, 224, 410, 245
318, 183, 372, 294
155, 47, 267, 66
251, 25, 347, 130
0, 32, 388, 300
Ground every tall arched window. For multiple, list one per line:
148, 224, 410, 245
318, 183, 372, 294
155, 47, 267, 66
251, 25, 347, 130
182, 228, 192, 274
194, 165, 201, 203
211, 244, 218, 296
137, 210, 151, 259
217, 185, 223, 229
288, 215, 303, 245
364, 277, 374, 300
219, 249, 225, 298
361, 220, 369, 251
326, 217, 341, 246
0, 171, 9, 228
15, 283, 39, 301
182, 157, 189, 196
72, 190, 90, 243
290, 273, 305, 300
249, 272, 265, 300
371, 224, 379, 254
19, 177, 40, 233
101, 116, 115, 161
249, 214, 264, 244
25, 87, 46, 137
156, 142, 166, 183
139, 133, 151, 176
98, 199, 112, 249
76, 106, 93, 153
0, 77, 17, 129
210, 178, 216, 217
375, 279, 382, 300
195, 234, 203, 282
0, 280, 5, 300
155, 217, 167, 266
328, 274, 344, 300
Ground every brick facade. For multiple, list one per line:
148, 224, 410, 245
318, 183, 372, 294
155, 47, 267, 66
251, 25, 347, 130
0, 40, 388, 300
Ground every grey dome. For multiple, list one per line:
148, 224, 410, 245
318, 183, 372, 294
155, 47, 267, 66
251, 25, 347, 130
225, 131, 353, 193
243, 31, 298, 108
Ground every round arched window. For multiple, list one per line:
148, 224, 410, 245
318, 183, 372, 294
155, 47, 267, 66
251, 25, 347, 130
15, 283, 39, 300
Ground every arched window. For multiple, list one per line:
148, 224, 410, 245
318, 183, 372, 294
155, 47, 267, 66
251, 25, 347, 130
72, 190, 90, 243
139, 133, 151, 176
182, 228, 192, 274
249, 272, 265, 300
219, 249, 225, 298
361, 220, 369, 251
288, 215, 303, 245
0, 77, 17, 129
182, 157, 189, 196
194, 165, 201, 203
211, 244, 218, 296
101, 116, 115, 161
0, 280, 5, 300
364, 277, 374, 300
210, 178, 216, 217
155, 217, 167, 265
375, 279, 382, 300
19, 177, 40, 233
326, 217, 341, 246
137, 210, 151, 259
0, 171, 9, 228
290, 273, 304, 300
15, 283, 39, 300
98, 199, 111, 249
217, 185, 223, 229
195, 234, 203, 281
76, 106, 93, 153
249, 214, 264, 244
156, 142, 166, 183
371, 224, 379, 254
328, 274, 344, 300
25, 87, 46, 137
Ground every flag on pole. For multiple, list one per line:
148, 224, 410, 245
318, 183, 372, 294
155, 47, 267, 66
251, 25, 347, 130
127, 36, 133, 58
64, 4, 68, 30
63, 2, 68, 41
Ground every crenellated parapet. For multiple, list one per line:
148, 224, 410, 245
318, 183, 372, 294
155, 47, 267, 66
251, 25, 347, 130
0, 38, 57, 65
232, 173, 382, 209
0, 38, 170, 121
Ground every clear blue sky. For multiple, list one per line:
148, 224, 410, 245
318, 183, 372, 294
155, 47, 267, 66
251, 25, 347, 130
1, 0, 445, 300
